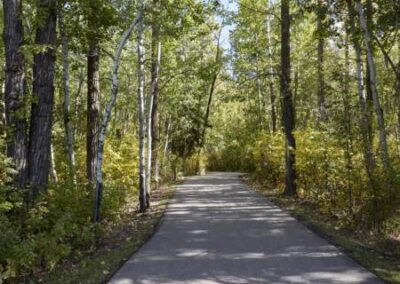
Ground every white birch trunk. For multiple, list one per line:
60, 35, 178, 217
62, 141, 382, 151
93, 15, 140, 223
356, 0, 391, 171
50, 143, 57, 183
145, 40, 162, 204
137, 0, 147, 212
346, 0, 376, 178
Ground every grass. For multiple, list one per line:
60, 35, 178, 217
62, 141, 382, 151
43, 184, 176, 284
245, 176, 400, 284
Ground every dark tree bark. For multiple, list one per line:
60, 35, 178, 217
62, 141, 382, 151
201, 28, 222, 146
87, 41, 100, 184
151, 0, 161, 190
270, 82, 277, 133
397, 44, 400, 150
266, 0, 277, 133
3, 0, 28, 187
28, 0, 57, 195
280, 0, 297, 196
86, 2, 101, 183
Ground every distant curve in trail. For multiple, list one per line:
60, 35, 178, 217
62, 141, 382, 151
109, 172, 383, 284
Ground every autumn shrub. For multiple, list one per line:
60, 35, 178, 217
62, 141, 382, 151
0, 132, 143, 282
207, 129, 400, 232
207, 139, 256, 172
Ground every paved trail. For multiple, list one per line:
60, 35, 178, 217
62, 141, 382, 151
110, 172, 382, 284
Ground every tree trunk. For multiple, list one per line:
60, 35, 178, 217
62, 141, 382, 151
49, 142, 57, 183
316, 1, 326, 122
87, 41, 100, 184
255, 34, 265, 130
356, 0, 391, 171
137, 0, 147, 213
396, 43, 400, 152
0, 81, 4, 134
145, 40, 161, 207
59, 8, 76, 184
161, 114, 171, 172
346, 0, 379, 228
151, 0, 161, 190
266, 0, 276, 133
343, 37, 354, 218
281, 0, 297, 196
93, 16, 140, 223
256, 62, 264, 129
87, 4, 101, 184
346, 0, 375, 174
3, 0, 28, 187
201, 27, 222, 146
73, 68, 84, 139
28, 0, 57, 196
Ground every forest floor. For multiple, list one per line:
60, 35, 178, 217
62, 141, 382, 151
246, 176, 400, 284
42, 183, 177, 284
110, 172, 382, 284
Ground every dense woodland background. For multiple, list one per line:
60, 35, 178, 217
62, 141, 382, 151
0, 0, 399, 282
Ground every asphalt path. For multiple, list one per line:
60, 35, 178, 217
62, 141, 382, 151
109, 172, 383, 284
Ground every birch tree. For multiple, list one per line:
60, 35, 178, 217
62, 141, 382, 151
93, 16, 140, 223
137, 0, 147, 212
146, 31, 162, 203
346, 0, 376, 186
355, 0, 391, 172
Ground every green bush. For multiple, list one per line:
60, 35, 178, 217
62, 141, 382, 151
0, 182, 97, 281
206, 130, 400, 232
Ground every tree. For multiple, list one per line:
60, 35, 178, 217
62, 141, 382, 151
59, 3, 76, 184
355, 0, 391, 172
150, 0, 162, 190
280, 0, 296, 196
87, 0, 101, 183
28, 0, 57, 195
266, 0, 277, 133
316, 0, 326, 122
201, 27, 222, 147
346, 0, 376, 193
145, 0, 163, 205
137, 0, 147, 212
93, 15, 140, 223
3, 0, 28, 187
